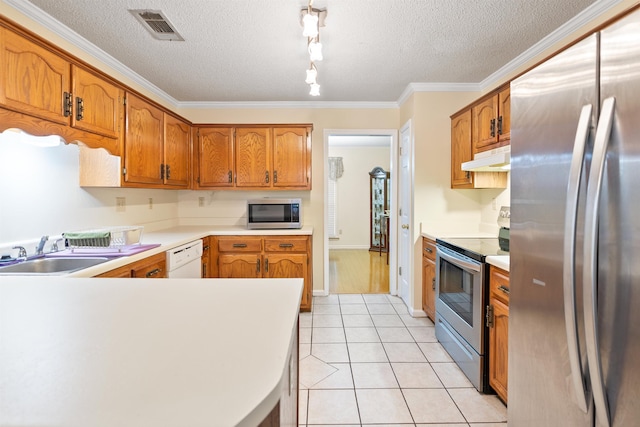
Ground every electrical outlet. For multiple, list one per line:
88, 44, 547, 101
148, 198, 153, 209
198, 197, 205, 207
116, 197, 126, 212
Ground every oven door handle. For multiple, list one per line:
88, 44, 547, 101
437, 247, 481, 273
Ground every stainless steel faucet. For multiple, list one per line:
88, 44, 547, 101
51, 237, 65, 253
36, 235, 49, 255
13, 246, 27, 260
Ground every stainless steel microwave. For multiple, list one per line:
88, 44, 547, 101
247, 198, 302, 229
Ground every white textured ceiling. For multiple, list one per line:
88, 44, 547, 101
11, 0, 603, 103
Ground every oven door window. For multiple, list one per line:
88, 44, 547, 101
439, 257, 475, 326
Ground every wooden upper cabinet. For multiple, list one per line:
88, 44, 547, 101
194, 124, 312, 190
471, 85, 510, 154
196, 127, 234, 188
498, 86, 511, 143
472, 95, 498, 152
124, 93, 164, 185
163, 113, 191, 188
71, 65, 123, 140
0, 27, 70, 125
272, 127, 310, 188
451, 109, 473, 188
235, 127, 271, 188
0, 26, 123, 154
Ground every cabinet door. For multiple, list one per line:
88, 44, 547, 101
201, 236, 211, 278
196, 127, 234, 188
497, 86, 511, 143
264, 253, 309, 308
71, 64, 122, 140
422, 255, 436, 321
472, 95, 499, 153
163, 113, 191, 188
0, 28, 70, 125
235, 127, 271, 188
219, 254, 261, 278
124, 93, 164, 185
95, 265, 132, 277
131, 252, 166, 278
489, 297, 509, 403
272, 127, 310, 189
451, 110, 473, 188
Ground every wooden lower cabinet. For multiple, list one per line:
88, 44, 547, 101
201, 236, 212, 278
212, 235, 312, 311
488, 265, 509, 403
421, 237, 437, 321
95, 252, 166, 278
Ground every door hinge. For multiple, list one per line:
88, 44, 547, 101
122, 167, 127, 176
399, 266, 402, 276
486, 304, 494, 328
399, 147, 403, 156
123, 96, 127, 105
399, 208, 402, 216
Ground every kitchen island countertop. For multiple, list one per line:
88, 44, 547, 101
0, 276, 302, 426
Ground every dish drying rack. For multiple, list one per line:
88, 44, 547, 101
63, 226, 143, 253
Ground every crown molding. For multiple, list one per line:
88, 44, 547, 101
4, 0, 180, 106
176, 100, 399, 109
480, 0, 623, 90
6, 0, 623, 109
396, 82, 482, 106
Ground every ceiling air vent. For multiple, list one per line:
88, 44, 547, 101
129, 9, 184, 41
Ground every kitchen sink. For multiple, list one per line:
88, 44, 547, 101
0, 257, 109, 275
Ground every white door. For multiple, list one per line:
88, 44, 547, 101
398, 121, 412, 306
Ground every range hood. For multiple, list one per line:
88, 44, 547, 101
461, 146, 510, 172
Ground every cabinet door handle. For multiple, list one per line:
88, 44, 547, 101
63, 92, 72, 117
256, 258, 260, 273
166, 164, 171, 179
232, 243, 247, 248
265, 170, 270, 183
279, 243, 294, 248
228, 170, 232, 183
465, 171, 470, 179
425, 247, 433, 253
498, 285, 510, 294
146, 268, 161, 278
160, 164, 165, 180
203, 245, 209, 251
274, 170, 278, 183
497, 116, 503, 135
490, 118, 496, 137
75, 96, 84, 121
265, 258, 269, 272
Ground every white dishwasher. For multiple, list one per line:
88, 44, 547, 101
166, 240, 203, 278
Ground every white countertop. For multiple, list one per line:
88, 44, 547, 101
0, 277, 302, 426
69, 225, 314, 277
486, 255, 510, 272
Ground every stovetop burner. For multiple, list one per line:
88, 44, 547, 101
436, 237, 508, 262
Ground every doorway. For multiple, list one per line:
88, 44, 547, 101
323, 130, 398, 296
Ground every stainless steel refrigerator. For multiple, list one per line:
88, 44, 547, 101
510, 7, 640, 427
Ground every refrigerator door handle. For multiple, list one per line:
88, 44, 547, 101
563, 103, 592, 414
584, 96, 616, 427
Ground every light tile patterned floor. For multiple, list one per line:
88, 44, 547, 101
298, 294, 507, 427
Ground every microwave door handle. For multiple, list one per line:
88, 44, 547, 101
583, 97, 615, 427
436, 247, 481, 273
563, 103, 592, 414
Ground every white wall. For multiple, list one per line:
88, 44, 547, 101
328, 144, 391, 249
0, 135, 179, 257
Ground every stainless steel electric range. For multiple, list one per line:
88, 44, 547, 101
434, 235, 508, 393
